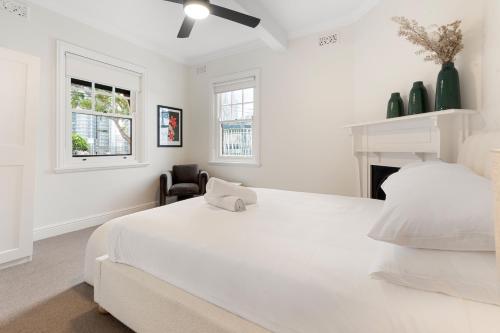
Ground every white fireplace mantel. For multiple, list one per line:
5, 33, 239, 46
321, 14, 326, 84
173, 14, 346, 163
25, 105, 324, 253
345, 109, 477, 198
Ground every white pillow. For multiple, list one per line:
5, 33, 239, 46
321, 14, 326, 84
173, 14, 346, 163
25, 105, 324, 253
370, 244, 500, 305
368, 162, 495, 251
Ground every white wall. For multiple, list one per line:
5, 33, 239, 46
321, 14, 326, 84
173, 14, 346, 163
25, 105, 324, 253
482, 0, 500, 130
352, 0, 484, 125
187, 0, 486, 196
0, 3, 189, 234
187, 30, 357, 195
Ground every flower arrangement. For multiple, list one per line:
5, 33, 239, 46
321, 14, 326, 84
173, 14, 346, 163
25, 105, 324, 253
392, 17, 464, 64
168, 115, 178, 142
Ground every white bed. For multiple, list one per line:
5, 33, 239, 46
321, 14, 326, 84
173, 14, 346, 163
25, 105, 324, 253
86, 191, 500, 333
85, 132, 500, 333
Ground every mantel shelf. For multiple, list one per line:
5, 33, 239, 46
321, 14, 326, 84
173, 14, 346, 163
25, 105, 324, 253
345, 109, 477, 129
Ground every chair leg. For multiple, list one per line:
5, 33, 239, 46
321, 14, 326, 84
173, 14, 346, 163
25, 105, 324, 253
160, 174, 167, 206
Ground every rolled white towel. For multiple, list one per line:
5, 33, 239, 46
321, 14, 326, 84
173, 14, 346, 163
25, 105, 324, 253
205, 194, 246, 212
206, 178, 257, 205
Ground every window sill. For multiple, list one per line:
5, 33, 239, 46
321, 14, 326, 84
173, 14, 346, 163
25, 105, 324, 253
208, 160, 260, 168
55, 161, 150, 174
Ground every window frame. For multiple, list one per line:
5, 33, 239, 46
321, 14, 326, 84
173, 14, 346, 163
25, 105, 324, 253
209, 69, 261, 167
56, 41, 149, 173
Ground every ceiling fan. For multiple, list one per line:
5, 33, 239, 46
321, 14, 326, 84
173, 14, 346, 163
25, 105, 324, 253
164, 0, 261, 38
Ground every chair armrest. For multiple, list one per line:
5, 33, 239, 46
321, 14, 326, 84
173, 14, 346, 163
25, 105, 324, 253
160, 171, 173, 206
199, 170, 209, 195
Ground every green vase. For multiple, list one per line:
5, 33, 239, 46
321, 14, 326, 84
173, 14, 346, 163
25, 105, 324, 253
408, 81, 429, 115
435, 62, 461, 111
387, 92, 404, 118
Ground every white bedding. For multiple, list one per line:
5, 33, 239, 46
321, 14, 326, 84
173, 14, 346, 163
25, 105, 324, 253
85, 188, 500, 333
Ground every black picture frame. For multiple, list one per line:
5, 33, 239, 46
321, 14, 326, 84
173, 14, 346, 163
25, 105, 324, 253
157, 105, 183, 147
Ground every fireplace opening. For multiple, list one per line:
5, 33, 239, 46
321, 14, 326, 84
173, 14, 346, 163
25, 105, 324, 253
371, 165, 401, 200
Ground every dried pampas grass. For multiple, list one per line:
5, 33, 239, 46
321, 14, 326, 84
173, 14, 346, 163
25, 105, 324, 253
392, 17, 464, 64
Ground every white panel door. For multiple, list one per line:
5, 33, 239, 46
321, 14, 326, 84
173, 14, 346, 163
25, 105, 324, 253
0, 47, 40, 267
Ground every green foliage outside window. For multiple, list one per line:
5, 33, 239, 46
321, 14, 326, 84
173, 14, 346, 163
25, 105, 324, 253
71, 90, 92, 110
95, 94, 113, 113
72, 133, 89, 152
115, 95, 131, 115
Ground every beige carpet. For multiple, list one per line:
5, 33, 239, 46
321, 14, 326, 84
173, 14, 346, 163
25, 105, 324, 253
0, 227, 132, 332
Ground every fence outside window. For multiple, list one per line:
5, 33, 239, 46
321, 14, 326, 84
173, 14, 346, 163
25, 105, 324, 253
221, 123, 252, 157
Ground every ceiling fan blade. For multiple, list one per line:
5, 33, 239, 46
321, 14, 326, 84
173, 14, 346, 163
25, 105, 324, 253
177, 16, 196, 38
163, 0, 183, 4
209, 4, 261, 28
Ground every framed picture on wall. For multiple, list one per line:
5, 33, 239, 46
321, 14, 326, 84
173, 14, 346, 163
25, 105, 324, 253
158, 105, 183, 147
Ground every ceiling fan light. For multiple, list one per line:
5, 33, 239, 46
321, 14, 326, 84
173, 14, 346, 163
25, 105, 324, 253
184, 3, 210, 20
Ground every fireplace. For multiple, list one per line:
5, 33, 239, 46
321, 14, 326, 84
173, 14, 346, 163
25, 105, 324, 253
346, 109, 475, 198
371, 165, 400, 200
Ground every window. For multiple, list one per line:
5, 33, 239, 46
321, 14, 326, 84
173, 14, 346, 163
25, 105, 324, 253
210, 70, 260, 166
56, 41, 149, 172
70, 79, 133, 157
218, 88, 254, 157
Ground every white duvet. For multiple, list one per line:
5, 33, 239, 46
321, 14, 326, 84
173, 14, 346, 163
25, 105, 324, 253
85, 188, 500, 333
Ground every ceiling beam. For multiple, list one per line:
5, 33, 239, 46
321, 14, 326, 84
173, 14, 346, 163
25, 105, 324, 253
230, 0, 288, 51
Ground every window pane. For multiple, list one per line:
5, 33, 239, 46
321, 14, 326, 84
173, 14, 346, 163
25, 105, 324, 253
95, 84, 112, 93
221, 122, 252, 157
243, 88, 254, 103
231, 104, 243, 120
72, 113, 95, 155
96, 116, 131, 155
243, 103, 254, 119
95, 83, 113, 113
220, 92, 231, 106
220, 105, 231, 121
115, 88, 131, 98
232, 90, 243, 104
72, 113, 131, 156
95, 93, 113, 114
115, 94, 131, 115
70, 79, 92, 110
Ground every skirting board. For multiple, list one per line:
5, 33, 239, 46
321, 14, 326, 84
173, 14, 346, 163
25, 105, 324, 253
0, 256, 32, 270
33, 201, 157, 241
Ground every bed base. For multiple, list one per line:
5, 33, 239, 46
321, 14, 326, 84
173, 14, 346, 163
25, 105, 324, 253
94, 256, 270, 333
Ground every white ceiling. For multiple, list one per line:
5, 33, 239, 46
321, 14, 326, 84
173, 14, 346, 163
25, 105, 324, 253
264, 0, 379, 38
27, 0, 379, 63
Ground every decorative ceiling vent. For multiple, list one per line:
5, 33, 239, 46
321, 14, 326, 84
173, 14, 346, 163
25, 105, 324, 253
319, 33, 340, 47
196, 65, 207, 75
1, 0, 29, 19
